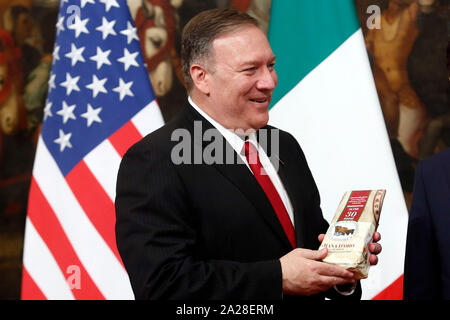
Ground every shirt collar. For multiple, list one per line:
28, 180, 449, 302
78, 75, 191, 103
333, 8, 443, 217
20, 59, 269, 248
188, 96, 258, 156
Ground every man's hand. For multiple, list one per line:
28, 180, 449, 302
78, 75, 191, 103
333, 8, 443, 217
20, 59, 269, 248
279, 248, 356, 296
318, 231, 382, 265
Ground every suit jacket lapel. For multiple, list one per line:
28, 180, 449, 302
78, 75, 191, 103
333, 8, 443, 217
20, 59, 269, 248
257, 127, 307, 249
274, 142, 307, 249
182, 105, 294, 249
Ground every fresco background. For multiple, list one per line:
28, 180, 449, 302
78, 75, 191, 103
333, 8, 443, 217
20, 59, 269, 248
0, 0, 448, 299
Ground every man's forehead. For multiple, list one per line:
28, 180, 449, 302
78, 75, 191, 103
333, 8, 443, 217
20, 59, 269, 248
211, 25, 274, 60
212, 24, 266, 45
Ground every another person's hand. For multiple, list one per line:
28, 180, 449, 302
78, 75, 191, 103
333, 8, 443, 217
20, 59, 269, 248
279, 248, 356, 296
317, 231, 382, 266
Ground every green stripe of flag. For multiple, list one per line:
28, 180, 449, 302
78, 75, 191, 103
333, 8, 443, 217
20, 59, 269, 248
268, 0, 361, 107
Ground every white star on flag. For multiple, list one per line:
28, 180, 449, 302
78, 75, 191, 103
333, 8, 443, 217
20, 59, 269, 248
44, 101, 52, 121
86, 75, 108, 98
57, 101, 77, 124
81, 103, 102, 127
96, 17, 117, 40
112, 78, 134, 101
100, 0, 120, 12
65, 43, 86, 66
90, 46, 112, 69
54, 129, 73, 152
48, 73, 56, 92
68, 15, 90, 38
120, 21, 138, 44
60, 72, 80, 95
56, 16, 65, 35
53, 45, 60, 61
117, 48, 139, 71
81, 0, 95, 8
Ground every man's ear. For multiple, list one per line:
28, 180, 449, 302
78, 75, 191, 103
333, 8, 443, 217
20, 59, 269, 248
190, 64, 210, 95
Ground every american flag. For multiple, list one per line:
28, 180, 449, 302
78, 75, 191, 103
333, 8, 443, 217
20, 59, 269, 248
21, 0, 164, 299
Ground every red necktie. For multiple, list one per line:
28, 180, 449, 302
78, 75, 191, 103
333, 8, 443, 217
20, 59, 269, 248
244, 141, 296, 248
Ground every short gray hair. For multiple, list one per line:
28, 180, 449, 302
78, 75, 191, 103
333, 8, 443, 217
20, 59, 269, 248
181, 8, 259, 92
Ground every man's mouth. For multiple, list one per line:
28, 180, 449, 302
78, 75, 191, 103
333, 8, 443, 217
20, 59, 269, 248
249, 97, 269, 103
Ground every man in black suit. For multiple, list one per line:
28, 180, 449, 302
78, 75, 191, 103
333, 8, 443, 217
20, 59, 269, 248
404, 148, 450, 299
115, 8, 381, 300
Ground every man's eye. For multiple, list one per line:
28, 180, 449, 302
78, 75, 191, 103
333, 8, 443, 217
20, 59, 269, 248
268, 63, 275, 70
244, 67, 257, 72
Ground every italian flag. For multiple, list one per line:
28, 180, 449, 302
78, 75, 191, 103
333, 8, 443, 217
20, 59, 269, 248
267, 0, 407, 300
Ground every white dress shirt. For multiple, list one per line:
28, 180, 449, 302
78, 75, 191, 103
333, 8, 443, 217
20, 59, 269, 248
188, 96, 295, 226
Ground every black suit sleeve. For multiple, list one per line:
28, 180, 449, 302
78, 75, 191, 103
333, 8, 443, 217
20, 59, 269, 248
115, 140, 282, 300
404, 161, 440, 299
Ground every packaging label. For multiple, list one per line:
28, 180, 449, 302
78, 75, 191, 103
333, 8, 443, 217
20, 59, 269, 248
337, 190, 371, 222
320, 189, 386, 279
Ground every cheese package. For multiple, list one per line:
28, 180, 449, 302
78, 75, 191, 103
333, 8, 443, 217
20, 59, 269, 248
319, 190, 386, 280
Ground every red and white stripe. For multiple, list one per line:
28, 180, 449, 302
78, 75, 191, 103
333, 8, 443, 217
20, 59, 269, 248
21, 101, 163, 300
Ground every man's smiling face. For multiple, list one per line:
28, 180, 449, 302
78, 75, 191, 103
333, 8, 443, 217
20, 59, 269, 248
204, 24, 278, 131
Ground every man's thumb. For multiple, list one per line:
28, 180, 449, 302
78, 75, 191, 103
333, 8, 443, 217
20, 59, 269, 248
314, 248, 328, 260
301, 248, 328, 260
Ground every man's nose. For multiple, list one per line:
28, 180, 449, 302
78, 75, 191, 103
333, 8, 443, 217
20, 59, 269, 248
256, 67, 277, 91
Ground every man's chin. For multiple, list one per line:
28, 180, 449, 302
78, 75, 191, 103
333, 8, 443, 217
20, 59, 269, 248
250, 113, 270, 130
